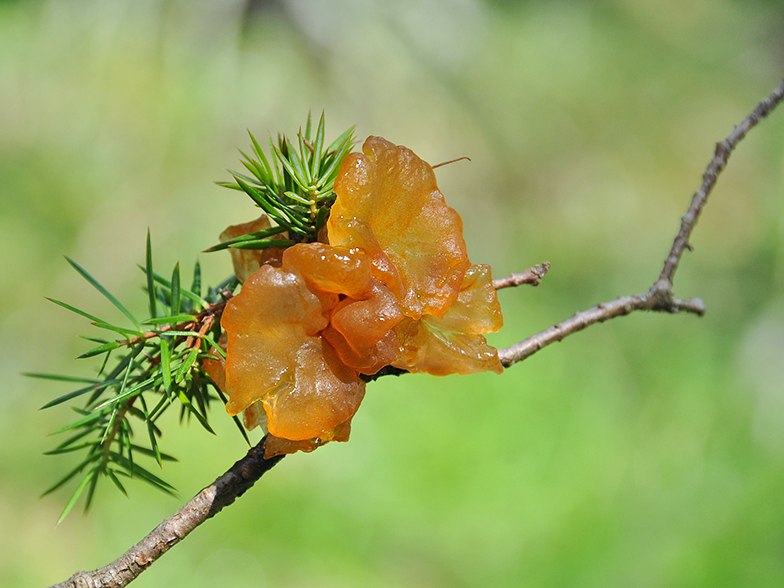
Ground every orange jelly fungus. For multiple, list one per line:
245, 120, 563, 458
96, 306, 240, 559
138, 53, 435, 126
208, 136, 504, 457
219, 215, 286, 281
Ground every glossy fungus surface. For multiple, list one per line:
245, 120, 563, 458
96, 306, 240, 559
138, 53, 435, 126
330, 136, 470, 318
212, 136, 504, 457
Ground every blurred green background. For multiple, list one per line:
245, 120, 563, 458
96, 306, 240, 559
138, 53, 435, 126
2, 0, 784, 586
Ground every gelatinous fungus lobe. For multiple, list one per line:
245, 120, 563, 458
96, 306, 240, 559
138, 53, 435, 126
221, 259, 364, 443
393, 264, 504, 375
329, 136, 503, 375
219, 215, 286, 282
284, 243, 405, 375
329, 136, 470, 319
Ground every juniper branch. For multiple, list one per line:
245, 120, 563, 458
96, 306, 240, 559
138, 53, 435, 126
45, 79, 784, 588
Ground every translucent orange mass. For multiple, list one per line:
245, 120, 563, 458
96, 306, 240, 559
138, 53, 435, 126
210, 136, 504, 457
219, 215, 286, 281
392, 264, 504, 376
329, 136, 470, 318
221, 262, 364, 440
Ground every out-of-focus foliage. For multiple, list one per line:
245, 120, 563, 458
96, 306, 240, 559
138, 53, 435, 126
2, 0, 784, 586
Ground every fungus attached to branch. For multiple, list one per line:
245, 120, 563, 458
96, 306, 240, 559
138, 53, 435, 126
207, 136, 504, 457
